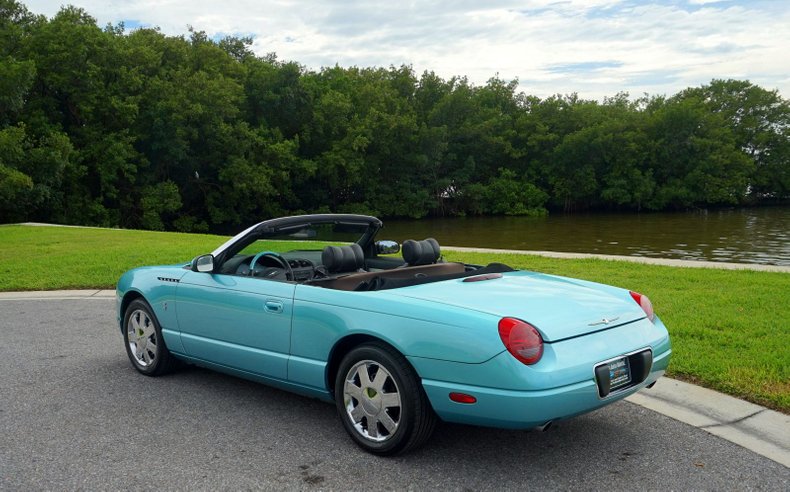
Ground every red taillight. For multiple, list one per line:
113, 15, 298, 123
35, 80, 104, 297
498, 317, 543, 365
630, 291, 655, 322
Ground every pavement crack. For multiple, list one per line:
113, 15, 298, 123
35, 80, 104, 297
699, 409, 765, 429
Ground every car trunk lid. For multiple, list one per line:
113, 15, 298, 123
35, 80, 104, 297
385, 270, 646, 342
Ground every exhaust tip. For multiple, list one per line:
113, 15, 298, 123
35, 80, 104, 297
646, 381, 657, 389
534, 421, 553, 432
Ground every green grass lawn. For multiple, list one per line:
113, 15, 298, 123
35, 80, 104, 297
0, 225, 226, 291
1, 224, 788, 412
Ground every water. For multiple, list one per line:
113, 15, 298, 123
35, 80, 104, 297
381, 207, 790, 266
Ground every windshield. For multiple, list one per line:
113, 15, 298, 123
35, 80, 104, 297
264, 222, 370, 245
237, 223, 367, 257
217, 218, 378, 265
212, 215, 381, 258
215, 219, 379, 277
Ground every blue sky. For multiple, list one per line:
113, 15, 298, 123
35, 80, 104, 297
24, 0, 790, 99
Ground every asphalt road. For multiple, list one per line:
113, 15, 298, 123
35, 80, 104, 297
1, 299, 787, 490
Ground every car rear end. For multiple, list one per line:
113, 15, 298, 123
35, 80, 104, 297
393, 271, 672, 429
413, 316, 670, 429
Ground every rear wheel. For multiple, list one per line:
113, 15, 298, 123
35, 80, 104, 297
335, 342, 437, 455
123, 299, 177, 376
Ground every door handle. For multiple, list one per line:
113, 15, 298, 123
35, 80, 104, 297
264, 299, 284, 314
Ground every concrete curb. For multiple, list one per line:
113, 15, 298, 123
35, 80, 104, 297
0, 289, 115, 300
1, 289, 787, 467
626, 378, 789, 468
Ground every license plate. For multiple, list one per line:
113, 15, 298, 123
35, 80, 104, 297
608, 357, 631, 389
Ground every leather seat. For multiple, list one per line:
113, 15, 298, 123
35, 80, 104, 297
401, 238, 441, 266
322, 244, 365, 273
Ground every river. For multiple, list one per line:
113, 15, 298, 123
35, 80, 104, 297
381, 207, 790, 266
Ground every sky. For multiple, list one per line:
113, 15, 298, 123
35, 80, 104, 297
23, 0, 790, 100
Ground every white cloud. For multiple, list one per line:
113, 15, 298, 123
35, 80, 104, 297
688, 0, 732, 4
22, 0, 790, 100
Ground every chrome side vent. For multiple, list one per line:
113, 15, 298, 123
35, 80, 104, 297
157, 277, 180, 283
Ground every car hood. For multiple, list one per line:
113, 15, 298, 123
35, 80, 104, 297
383, 270, 646, 342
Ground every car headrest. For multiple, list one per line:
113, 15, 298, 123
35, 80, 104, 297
322, 244, 365, 273
402, 238, 441, 266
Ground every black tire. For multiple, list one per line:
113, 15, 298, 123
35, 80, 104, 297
123, 299, 177, 376
334, 342, 437, 455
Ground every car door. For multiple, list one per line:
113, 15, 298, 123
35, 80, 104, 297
175, 270, 295, 380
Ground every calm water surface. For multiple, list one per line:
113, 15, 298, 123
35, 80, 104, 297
382, 207, 790, 266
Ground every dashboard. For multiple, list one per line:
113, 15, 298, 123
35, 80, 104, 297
222, 250, 325, 282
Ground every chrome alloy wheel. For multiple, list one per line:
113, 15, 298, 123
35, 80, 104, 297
127, 309, 158, 367
343, 360, 402, 442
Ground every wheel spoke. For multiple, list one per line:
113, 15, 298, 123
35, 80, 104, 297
344, 381, 363, 401
379, 411, 398, 434
130, 315, 140, 332
146, 341, 157, 360
143, 323, 154, 338
349, 404, 365, 423
357, 364, 373, 388
371, 366, 388, 391
381, 392, 400, 408
366, 417, 379, 438
142, 348, 153, 364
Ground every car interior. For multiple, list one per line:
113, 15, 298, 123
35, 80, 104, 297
221, 235, 513, 291
206, 215, 514, 291
316, 238, 515, 291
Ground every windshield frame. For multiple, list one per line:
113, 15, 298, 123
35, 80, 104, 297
210, 214, 383, 268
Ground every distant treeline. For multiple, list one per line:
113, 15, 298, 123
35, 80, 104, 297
1, 1, 789, 232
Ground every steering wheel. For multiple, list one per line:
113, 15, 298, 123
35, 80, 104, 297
249, 251, 294, 281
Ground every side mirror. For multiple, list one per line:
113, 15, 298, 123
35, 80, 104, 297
191, 254, 215, 273
375, 240, 400, 255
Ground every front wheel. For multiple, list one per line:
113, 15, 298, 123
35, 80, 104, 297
123, 299, 177, 376
335, 343, 437, 455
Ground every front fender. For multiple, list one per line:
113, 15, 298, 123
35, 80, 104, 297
116, 266, 188, 352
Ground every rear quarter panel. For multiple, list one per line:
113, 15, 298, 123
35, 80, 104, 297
288, 284, 506, 389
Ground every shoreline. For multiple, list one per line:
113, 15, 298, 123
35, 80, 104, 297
12, 222, 790, 273
443, 246, 790, 273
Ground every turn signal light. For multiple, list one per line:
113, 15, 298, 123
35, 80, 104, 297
629, 291, 655, 322
498, 317, 544, 365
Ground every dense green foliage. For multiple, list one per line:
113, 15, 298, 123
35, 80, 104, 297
1, 1, 788, 232
1, 224, 787, 411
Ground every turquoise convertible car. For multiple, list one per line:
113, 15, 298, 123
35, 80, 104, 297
117, 214, 671, 455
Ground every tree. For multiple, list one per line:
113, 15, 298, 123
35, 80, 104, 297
0, 124, 72, 222
2, 1, 787, 231
646, 96, 753, 209
680, 79, 790, 199
480, 168, 548, 216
